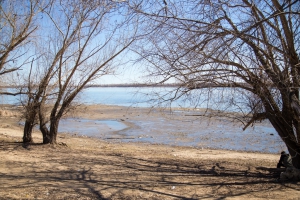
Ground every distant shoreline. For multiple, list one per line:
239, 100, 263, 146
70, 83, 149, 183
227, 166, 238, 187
84, 83, 181, 88
0, 82, 248, 89
0, 83, 181, 89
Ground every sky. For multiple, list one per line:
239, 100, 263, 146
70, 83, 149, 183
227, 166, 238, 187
1, 0, 170, 86
98, 66, 147, 84
94, 49, 150, 85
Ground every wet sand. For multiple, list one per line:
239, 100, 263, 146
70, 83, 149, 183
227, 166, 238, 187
62, 104, 285, 153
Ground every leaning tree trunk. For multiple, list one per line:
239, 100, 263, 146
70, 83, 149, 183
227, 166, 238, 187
23, 120, 34, 143
288, 147, 300, 169
269, 116, 300, 169
289, 118, 300, 169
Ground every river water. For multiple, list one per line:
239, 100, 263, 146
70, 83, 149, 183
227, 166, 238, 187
1, 87, 286, 153
2, 86, 247, 109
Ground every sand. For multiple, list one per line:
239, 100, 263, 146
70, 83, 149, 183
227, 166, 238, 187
0, 104, 299, 200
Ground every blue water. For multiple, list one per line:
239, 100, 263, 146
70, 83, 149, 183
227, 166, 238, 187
1, 87, 249, 111
59, 118, 128, 137
56, 115, 285, 153
0, 87, 287, 153
0, 87, 162, 106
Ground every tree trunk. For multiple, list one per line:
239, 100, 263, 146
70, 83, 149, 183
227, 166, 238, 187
40, 119, 58, 144
269, 116, 300, 169
288, 146, 300, 169
48, 118, 59, 144
23, 120, 34, 143
40, 124, 50, 144
38, 108, 51, 144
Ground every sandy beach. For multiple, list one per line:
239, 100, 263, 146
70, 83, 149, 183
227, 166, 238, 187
0, 104, 299, 199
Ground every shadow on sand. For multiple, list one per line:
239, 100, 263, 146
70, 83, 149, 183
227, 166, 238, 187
0, 141, 298, 200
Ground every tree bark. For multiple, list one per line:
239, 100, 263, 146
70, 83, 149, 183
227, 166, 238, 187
289, 147, 300, 169
48, 118, 59, 145
40, 123, 50, 144
23, 120, 34, 143
268, 114, 300, 169
38, 105, 50, 144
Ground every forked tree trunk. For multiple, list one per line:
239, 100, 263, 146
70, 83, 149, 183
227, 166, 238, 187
41, 117, 60, 145
23, 120, 34, 143
40, 124, 50, 144
39, 108, 51, 144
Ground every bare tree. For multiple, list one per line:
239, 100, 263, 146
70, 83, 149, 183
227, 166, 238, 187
0, 0, 48, 142
0, 0, 43, 78
131, 0, 300, 168
22, 0, 136, 144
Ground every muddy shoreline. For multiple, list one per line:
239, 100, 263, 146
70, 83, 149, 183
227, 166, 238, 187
1, 104, 299, 199
61, 105, 285, 154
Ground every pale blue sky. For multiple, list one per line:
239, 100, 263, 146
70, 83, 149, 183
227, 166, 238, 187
98, 66, 147, 84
